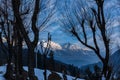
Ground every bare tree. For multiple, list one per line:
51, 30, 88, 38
11, 0, 55, 80
60, 0, 113, 80
0, 0, 17, 79
39, 33, 51, 80
12, 0, 39, 79
0, 0, 55, 79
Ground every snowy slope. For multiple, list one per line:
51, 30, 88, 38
0, 66, 6, 80
0, 66, 84, 80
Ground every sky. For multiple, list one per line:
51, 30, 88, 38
39, 0, 120, 45
39, 23, 78, 44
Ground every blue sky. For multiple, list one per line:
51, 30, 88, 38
39, 22, 78, 44
39, 0, 120, 45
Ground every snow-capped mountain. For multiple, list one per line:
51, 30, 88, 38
62, 43, 81, 50
60, 43, 94, 55
38, 40, 62, 50
52, 42, 100, 67
36, 41, 100, 67
38, 41, 94, 55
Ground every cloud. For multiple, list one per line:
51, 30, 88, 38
105, 0, 117, 9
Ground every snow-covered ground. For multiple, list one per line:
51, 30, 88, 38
0, 66, 6, 80
0, 66, 84, 80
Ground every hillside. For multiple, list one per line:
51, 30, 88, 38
41, 42, 100, 67
109, 49, 120, 78
0, 66, 84, 80
80, 49, 120, 79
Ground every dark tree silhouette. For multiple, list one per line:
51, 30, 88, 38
12, 0, 40, 79
0, 0, 55, 79
48, 71, 62, 80
0, 0, 21, 79
11, 0, 55, 79
39, 33, 51, 80
60, 0, 113, 79
49, 50, 55, 71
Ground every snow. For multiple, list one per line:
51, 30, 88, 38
37, 40, 62, 50
102, 75, 106, 80
0, 66, 6, 80
0, 66, 84, 80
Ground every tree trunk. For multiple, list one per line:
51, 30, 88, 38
28, 48, 37, 80
17, 32, 23, 75
43, 54, 47, 80
4, 44, 13, 79
102, 62, 112, 80
14, 30, 24, 80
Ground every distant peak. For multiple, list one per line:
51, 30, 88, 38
62, 42, 92, 51
38, 40, 62, 50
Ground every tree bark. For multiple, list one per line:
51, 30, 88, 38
28, 48, 38, 80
